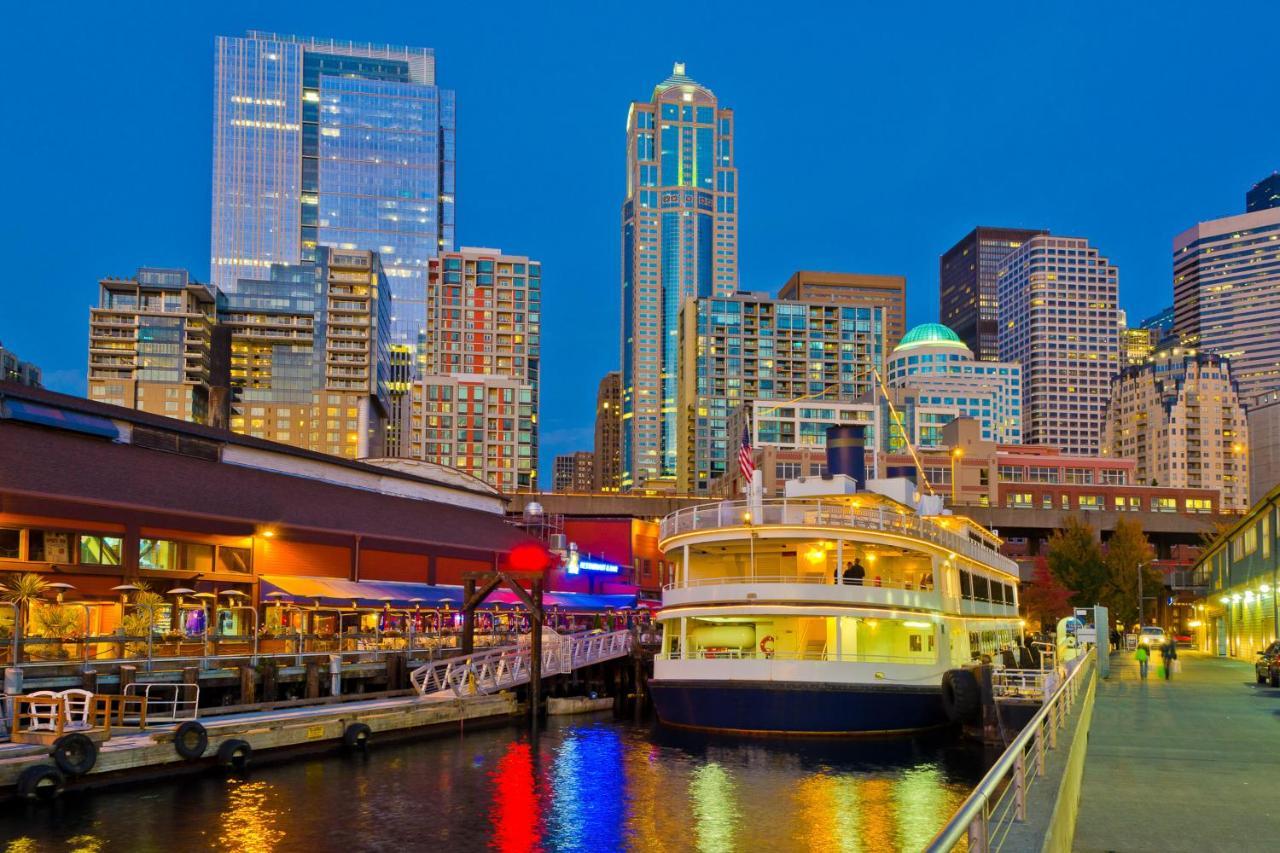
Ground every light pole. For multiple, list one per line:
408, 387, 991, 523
950, 447, 964, 506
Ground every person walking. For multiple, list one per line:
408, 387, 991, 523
1135, 643, 1149, 679
1160, 633, 1178, 681
841, 558, 866, 586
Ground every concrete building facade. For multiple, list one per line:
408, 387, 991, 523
676, 293, 885, 494
552, 451, 594, 493
620, 63, 738, 490
778, 270, 907, 348
88, 269, 220, 425
998, 234, 1120, 454
885, 323, 1021, 444
412, 247, 541, 491
1173, 206, 1280, 405
0, 341, 41, 388
593, 371, 622, 492
1102, 345, 1249, 511
940, 226, 1048, 361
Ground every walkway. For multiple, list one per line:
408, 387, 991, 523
1074, 650, 1280, 852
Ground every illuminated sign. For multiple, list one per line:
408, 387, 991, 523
579, 559, 620, 574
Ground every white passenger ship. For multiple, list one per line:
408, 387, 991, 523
650, 461, 1023, 736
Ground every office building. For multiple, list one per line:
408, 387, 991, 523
88, 269, 221, 425
220, 248, 391, 459
211, 31, 455, 348
411, 247, 541, 491
1173, 206, 1280, 404
620, 63, 738, 490
885, 323, 1021, 444
1247, 172, 1280, 213
778, 270, 907, 348
998, 234, 1120, 454
1119, 314, 1157, 370
0, 341, 41, 388
939, 226, 1048, 360
1138, 305, 1176, 341
553, 451, 594, 493
677, 293, 885, 493
593, 371, 622, 492
1248, 392, 1280, 504
1102, 345, 1248, 511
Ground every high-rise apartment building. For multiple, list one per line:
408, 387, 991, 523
411, 247, 540, 491
940, 226, 1048, 360
0, 341, 42, 388
1102, 345, 1248, 511
1118, 311, 1158, 370
885, 323, 1022, 444
88, 269, 220, 424
593, 371, 622, 492
1247, 391, 1280, 504
1247, 172, 1280, 213
211, 31, 455, 348
220, 248, 391, 459
778, 271, 907, 348
998, 234, 1120, 454
1173, 206, 1280, 405
620, 63, 738, 490
552, 451, 594, 493
677, 293, 885, 493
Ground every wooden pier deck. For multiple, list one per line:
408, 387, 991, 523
0, 690, 518, 799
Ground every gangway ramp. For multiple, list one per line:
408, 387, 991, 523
410, 629, 632, 698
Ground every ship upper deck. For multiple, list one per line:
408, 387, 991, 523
659, 496, 1019, 577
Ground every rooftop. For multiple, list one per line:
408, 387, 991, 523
894, 323, 969, 353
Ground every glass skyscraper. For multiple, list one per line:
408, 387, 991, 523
211, 31, 455, 350
620, 64, 738, 490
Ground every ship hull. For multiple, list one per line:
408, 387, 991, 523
648, 679, 948, 736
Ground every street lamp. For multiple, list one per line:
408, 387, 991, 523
950, 447, 964, 506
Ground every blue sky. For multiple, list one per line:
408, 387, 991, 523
2, 1, 1276, 486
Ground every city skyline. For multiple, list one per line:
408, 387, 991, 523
3, 3, 1279, 486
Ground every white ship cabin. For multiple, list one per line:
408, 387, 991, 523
656, 475, 1023, 670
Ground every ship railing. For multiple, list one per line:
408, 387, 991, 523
661, 649, 931, 665
991, 669, 1051, 701
665, 574, 933, 592
659, 498, 1018, 576
925, 647, 1097, 853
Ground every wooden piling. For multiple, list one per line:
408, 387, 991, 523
262, 659, 278, 702
81, 670, 99, 694
239, 664, 257, 706
529, 579, 543, 721
305, 660, 321, 699
119, 664, 136, 695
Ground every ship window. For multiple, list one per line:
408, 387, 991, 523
973, 575, 990, 602
909, 634, 923, 652
959, 570, 972, 599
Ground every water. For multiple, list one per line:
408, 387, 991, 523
0, 714, 985, 852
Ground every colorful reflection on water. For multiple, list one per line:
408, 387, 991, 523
0, 715, 983, 852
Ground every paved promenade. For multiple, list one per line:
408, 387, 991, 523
1074, 650, 1280, 852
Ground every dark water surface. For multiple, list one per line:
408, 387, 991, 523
0, 714, 985, 852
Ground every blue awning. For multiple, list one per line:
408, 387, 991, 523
1, 399, 120, 440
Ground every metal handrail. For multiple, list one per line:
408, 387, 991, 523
661, 649, 933, 664
665, 574, 936, 591
925, 647, 1097, 852
660, 498, 1018, 576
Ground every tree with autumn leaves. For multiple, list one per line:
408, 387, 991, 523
1030, 515, 1161, 629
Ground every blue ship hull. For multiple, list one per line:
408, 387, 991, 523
649, 679, 948, 736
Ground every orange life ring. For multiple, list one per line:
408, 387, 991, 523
759, 635, 775, 657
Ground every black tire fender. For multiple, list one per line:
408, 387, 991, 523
50, 732, 97, 777
343, 722, 372, 751
217, 738, 252, 771
174, 721, 209, 760
941, 668, 981, 723
16, 764, 65, 801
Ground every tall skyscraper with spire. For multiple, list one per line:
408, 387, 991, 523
620, 63, 738, 490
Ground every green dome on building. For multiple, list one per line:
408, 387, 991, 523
894, 323, 968, 352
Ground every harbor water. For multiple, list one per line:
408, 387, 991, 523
0, 713, 985, 852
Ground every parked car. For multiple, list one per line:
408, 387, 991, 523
1174, 633, 1192, 646
1256, 641, 1280, 686
1139, 626, 1167, 648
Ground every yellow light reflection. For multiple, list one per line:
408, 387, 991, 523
217, 779, 286, 852
690, 762, 739, 852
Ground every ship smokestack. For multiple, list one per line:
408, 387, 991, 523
825, 424, 866, 488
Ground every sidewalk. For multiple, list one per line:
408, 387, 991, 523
1073, 650, 1280, 852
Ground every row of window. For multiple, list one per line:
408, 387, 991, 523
0, 528, 251, 574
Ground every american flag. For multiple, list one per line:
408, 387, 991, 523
738, 425, 755, 482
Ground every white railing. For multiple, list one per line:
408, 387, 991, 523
660, 498, 1018, 575
123, 683, 200, 722
661, 649, 930, 665
409, 630, 633, 698
666, 574, 935, 592
926, 647, 1097, 852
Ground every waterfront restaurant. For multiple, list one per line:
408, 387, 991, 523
1190, 481, 1280, 659
0, 382, 635, 662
